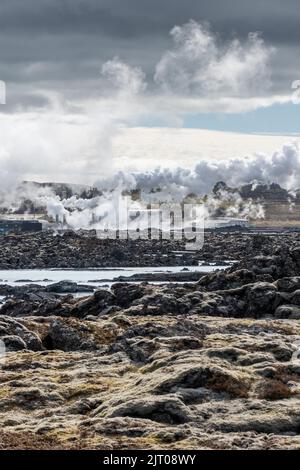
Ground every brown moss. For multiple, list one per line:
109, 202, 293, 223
0, 431, 80, 450
207, 372, 250, 398
63, 381, 111, 401
256, 379, 292, 400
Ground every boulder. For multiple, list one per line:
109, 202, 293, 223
46, 281, 93, 293
0, 316, 42, 351
274, 304, 300, 319
245, 282, 280, 317
93, 395, 191, 424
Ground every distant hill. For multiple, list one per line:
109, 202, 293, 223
22, 181, 102, 199
213, 180, 300, 202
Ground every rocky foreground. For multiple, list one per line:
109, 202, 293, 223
0, 229, 299, 269
0, 233, 300, 449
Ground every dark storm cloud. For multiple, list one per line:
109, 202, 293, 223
1, 0, 300, 42
0, 0, 299, 109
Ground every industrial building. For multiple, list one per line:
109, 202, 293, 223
0, 218, 43, 235
205, 218, 249, 230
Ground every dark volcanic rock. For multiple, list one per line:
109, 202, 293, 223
112, 283, 151, 309
198, 269, 258, 291
0, 316, 42, 351
113, 271, 206, 283
233, 245, 300, 280
0, 293, 79, 318
46, 281, 94, 293
274, 304, 300, 319
44, 319, 99, 351
0, 230, 298, 269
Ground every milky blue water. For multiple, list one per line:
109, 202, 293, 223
0, 264, 226, 288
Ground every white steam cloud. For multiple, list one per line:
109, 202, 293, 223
101, 57, 147, 96
1, 141, 299, 227
1, 141, 298, 230
155, 20, 273, 97
0, 58, 144, 194
98, 141, 300, 196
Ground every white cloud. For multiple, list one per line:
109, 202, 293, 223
91, 21, 285, 115
154, 20, 274, 98
101, 57, 147, 96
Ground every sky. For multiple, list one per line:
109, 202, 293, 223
0, 0, 300, 186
